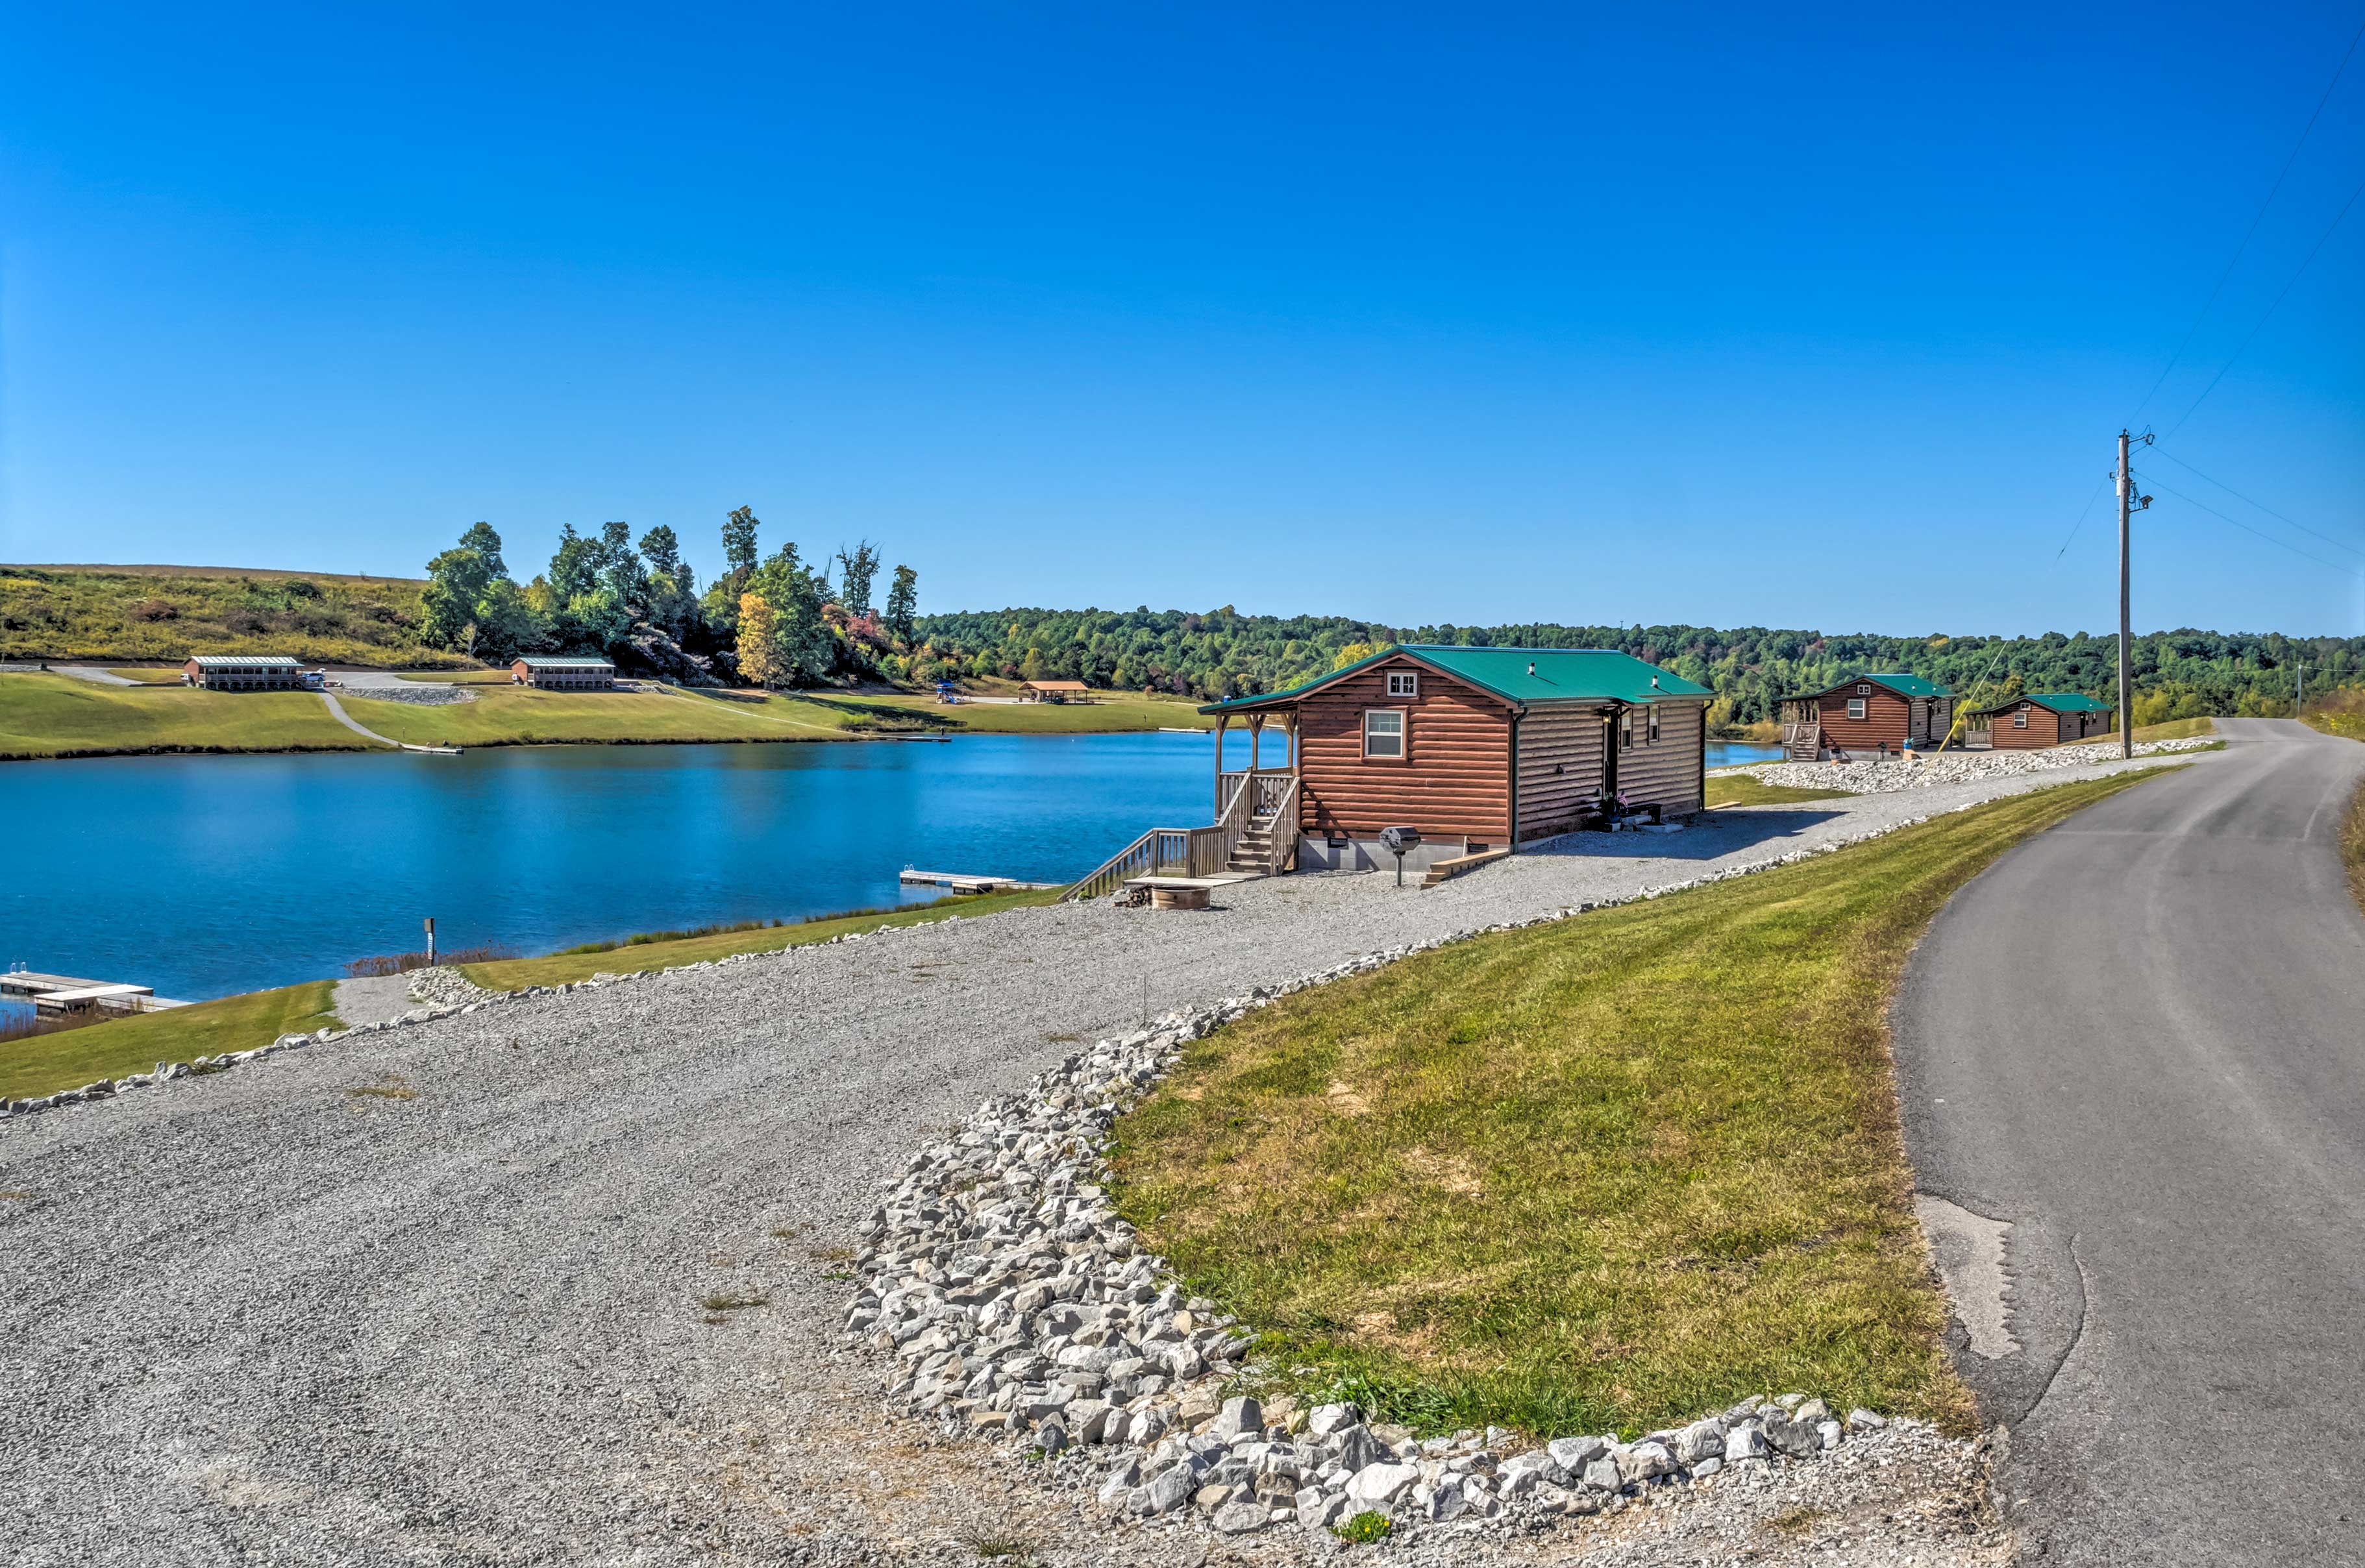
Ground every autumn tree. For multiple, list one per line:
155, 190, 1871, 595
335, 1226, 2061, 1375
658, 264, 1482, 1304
737, 593, 782, 688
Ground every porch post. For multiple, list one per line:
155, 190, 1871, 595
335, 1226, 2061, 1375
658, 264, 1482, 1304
1213, 713, 1226, 818
1248, 714, 1263, 776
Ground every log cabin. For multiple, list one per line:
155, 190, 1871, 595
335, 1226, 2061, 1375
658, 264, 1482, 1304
1778, 672, 1953, 759
1966, 692, 2115, 749
1195, 645, 1713, 875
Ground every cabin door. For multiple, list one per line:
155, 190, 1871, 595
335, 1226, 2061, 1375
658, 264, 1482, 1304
1600, 715, 1618, 802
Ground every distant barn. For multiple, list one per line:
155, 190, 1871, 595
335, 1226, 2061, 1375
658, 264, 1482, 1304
511, 656, 616, 689
184, 655, 303, 691
1020, 680, 1092, 703
1970, 692, 2115, 749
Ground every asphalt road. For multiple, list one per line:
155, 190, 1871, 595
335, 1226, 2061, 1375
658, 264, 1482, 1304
1894, 720, 2365, 1565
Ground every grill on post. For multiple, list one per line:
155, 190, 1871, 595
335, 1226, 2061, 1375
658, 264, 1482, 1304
1379, 825, 1422, 886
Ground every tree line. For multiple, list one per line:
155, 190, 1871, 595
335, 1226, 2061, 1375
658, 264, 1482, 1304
418, 514, 921, 687
902, 606, 2364, 726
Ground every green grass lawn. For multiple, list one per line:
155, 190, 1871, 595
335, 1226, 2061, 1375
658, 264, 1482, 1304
1, 563, 439, 667
1109, 769, 2166, 1441
460, 888, 1061, 990
2, 981, 341, 1102
2, 669, 1213, 760
1705, 773, 1854, 808
0, 673, 367, 759
863, 690, 1215, 733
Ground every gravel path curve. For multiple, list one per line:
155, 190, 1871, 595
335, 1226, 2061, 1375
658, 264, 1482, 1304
316, 690, 404, 748
53, 663, 143, 686
0, 747, 2210, 1565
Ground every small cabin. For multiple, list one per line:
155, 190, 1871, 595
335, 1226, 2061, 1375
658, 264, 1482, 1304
1021, 680, 1092, 704
1968, 692, 2115, 749
1779, 673, 1953, 758
1199, 646, 1712, 874
512, 655, 617, 689
184, 655, 303, 691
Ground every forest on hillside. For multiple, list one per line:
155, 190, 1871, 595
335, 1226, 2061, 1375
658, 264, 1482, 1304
906, 607, 2365, 728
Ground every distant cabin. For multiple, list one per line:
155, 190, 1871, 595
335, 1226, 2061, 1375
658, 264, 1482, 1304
1198, 646, 1713, 872
1968, 692, 2115, 749
1779, 673, 1954, 759
1021, 680, 1092, 704
184, 655, 303, 691
511, 656, 617, 689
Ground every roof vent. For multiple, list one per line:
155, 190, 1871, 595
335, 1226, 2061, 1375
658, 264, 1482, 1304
1650, 674, 1661, 688
1528, 661, 1535, 676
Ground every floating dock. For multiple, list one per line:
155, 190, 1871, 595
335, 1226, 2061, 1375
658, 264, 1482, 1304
1, 970, 190, 1015
898, 870, 1059, 893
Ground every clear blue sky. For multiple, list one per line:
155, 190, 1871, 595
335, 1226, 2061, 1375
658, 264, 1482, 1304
4, 3, 2362, 635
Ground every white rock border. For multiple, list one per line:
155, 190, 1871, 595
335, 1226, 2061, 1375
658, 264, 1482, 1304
839, 784, 2100, 1543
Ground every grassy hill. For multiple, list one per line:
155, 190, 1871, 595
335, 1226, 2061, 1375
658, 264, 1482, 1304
0, 564, 449, 668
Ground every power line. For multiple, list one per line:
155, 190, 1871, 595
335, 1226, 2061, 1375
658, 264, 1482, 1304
2131, 12, 2365, 424
2051, 471, 2115, 563
2144, 475, 2360, 572
2151, 448, 2365, 556
2164, 169, 2365, 439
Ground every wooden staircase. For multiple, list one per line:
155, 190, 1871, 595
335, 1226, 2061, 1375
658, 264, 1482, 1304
1226, 786, 1299, 875
1782, 720, 1822, 762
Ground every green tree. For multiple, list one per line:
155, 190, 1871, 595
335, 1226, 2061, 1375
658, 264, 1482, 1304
721, 506, 760, 583
457, 522, 507, 580
420, 546, 495, 650
638, 525, 686, 588
598, 521, 647, 614
748, 540, 833, 684
469, 578, 543, 663
883, 564, 918, 645
834, 541, 882, 617
547, 525, 602, 604
737, 592, 782, 688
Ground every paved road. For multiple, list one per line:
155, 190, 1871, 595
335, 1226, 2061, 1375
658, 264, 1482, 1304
1895, 720, 2365, 1565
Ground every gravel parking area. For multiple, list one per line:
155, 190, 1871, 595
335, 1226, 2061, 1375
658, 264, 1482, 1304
329, 670, 477, 705
0, 746, 2209, 1565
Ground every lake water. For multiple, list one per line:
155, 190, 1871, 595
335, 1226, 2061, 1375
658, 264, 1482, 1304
2, 735, 1781, 1007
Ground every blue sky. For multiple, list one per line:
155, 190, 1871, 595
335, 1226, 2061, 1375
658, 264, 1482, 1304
3, 3, 2362, 635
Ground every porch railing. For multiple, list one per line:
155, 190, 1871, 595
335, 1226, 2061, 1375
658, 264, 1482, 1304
1064, 772, 1256, 900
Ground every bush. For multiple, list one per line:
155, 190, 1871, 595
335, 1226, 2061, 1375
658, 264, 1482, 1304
127, 598, 179, 622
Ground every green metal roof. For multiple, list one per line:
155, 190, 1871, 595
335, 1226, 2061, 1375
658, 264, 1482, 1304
1857, 672, 1949, 698
1987, 691, 2113, 713
1198, 644, 1711, 715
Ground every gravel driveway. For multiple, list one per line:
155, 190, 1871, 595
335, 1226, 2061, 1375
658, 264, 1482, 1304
0, 748, 2207, 1565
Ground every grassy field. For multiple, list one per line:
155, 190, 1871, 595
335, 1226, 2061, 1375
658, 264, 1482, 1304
460, 888, 1061, 990
0, 672, 369, 759
1705, 773, 1853, 808
1, 982, 341, 1102
1109, 770, 2164, 1441
2301, 687, 2365, 744
864, 689, 1214, 733
1, 564, 442, 667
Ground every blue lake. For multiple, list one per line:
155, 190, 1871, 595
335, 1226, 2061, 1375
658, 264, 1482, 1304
2, 735, 1781, 1007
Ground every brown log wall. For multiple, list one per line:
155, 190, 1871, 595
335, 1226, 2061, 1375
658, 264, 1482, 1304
1514, 705, 1610, 840
1614, 700, 1707, 815
1294, 659, 1514, 844
1817, 686, 1912, 750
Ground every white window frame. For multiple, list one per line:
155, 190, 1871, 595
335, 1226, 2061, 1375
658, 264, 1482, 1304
1618, 711, 1634, 752
1386, 670, 1418, 698
1646, 705, 1661, 744
1846, 697, 1868, 721
2013, 707, 2029, 729
1363, 708, 1407, 760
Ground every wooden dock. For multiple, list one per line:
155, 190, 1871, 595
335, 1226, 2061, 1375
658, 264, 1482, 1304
1, 970, 190, 1015
898, 870, 1059, 893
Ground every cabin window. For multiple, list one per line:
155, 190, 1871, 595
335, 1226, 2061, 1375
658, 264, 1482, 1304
1386, 671, 1418, 697
1856, 683, 1870, 694
1618, 711, 1633, 752
2013, 708, 2029, 729
1363, 709, 1405, 759
1646, 706, 1661, 744
1846, 698, 1868, 721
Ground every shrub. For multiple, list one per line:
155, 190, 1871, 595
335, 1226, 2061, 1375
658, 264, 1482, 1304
127, 598, 180, 622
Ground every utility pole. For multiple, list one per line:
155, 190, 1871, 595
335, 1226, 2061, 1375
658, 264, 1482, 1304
2115, 432, 2153, 759
2296, 660, 2305, 716
2118, 431, 2133, 759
